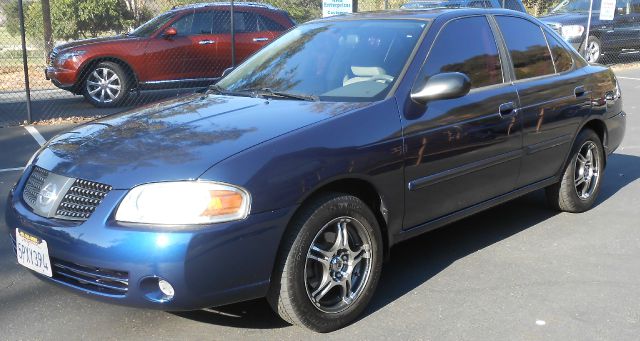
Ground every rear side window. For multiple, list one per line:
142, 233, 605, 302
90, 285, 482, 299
211, 11, 260, 34
496, 16, 555, 80
419, 16, 503, 89
258, 15, 286, 31
503, 0, 525, 11
192, 11, 214, 34
469, 0, 494, 8
545, 31, 573, 73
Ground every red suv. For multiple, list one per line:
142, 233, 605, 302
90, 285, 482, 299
45, 2, 295, 107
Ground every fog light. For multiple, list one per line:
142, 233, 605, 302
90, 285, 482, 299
158, 279, 175, 298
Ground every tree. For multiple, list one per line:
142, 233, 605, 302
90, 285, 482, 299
5, 0, 134, 42
41, 0, 53, 54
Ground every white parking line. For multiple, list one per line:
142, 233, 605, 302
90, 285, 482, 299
617, 76, 640, 81
0, 167, 24, 173
24, 126, 46, 146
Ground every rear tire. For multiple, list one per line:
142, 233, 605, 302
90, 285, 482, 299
546, 129, 605, 213
267, 193, 383, 332
82, 61, 130, 107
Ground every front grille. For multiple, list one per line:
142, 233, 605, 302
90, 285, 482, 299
56, 179, 112, 220
22, 166, 48, 207
51, 258, 129, 296
22, 166, 112, 222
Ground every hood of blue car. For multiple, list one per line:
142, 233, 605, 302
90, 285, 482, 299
34, 94, 368, 189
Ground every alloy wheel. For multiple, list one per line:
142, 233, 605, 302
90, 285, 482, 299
304, 216, 373, 314
86, 67, 122, 104
574, 141, 600, 200
586, 40, 600, 63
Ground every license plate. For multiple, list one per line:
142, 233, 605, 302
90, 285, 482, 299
15, 229, 53, 277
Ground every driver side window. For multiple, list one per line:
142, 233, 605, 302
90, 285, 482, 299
171, 12, 194, 36
417, 16, 503, 90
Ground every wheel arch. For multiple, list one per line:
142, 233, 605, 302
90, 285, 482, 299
279, 177, 392, 263
75, 56, 139, 93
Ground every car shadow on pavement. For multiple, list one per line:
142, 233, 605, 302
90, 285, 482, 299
172, 153, 640, 330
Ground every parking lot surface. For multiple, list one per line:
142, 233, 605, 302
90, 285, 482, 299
1, 69, 639, 340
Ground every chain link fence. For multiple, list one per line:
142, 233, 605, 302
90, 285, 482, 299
1, 0, 639, 127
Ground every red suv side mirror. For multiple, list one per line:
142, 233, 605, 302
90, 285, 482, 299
163, 27, 177, 38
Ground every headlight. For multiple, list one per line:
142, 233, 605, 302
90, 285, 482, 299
561, 25, 584, 39
56, 50, 86, 63
115, 181, 251, 225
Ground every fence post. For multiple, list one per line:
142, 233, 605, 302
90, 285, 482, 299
18, 0, 33, 124
584, 0, 594, 60
230, 0, 236, 67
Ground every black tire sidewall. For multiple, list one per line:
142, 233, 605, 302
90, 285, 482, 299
82, 61, 130, 107
281, 194, 383, 332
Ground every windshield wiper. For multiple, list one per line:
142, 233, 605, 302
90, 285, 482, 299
207, 84, 255, 97
250, 88, 318, 101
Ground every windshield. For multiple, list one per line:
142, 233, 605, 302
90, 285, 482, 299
551, 0, 601, 13
128, 11, 176, 37
217, 20, 427, 102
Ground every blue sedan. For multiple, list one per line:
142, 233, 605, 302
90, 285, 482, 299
6, 8, 625, 332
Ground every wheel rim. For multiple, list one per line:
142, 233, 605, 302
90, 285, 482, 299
304, 216, 373, 314
586, 40, 600, 63
574, 141, 600, 200
86, 67, 121, 103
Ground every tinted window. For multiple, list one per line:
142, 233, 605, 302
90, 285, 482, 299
419, 16, 502, 89
545, 31, 573, 73
191, 11, 213, 34
259, 15, 285, 31
211, 11, 259, 34
128, 12, 176, 37
496, 16, 555, 79
469, 1, 493, 8
503, 0, 525, 11
171, 13, 193, 36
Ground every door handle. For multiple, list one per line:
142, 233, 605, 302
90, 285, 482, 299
498, 102, 516, 118
574, 85, 586, 97
199, 40, 215, 45
252, 37, 269, 42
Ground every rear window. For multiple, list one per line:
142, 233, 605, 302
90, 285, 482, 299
495, 16, 555, 80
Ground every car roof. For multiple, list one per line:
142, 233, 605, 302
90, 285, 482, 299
310, 7, 526, 22
171, 2, 281, 11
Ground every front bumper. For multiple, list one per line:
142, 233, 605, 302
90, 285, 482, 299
5, 170, 295, 310
44, 67, 76, 90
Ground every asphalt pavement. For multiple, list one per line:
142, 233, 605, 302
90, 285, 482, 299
1, 69, 639, 340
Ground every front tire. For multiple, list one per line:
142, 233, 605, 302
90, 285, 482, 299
584, 36, 603, 64
82, 61, 130, 107
546, 129, 605, 213
268, 193, 383, 332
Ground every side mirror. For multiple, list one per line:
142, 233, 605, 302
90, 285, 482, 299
410, 72, 471, 105
221, 67, 234, 78
163, 27, 177, 38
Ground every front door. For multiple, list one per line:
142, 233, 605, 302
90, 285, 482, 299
402, 15, 522, 229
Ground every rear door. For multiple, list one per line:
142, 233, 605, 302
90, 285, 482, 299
494, 15, 591, 187
402, 15, 522, 229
